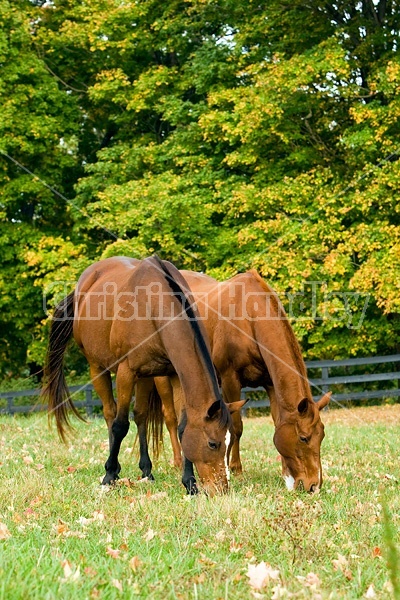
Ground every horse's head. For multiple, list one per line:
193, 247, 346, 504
273, 392, 331, 493
180, 400, 245, 496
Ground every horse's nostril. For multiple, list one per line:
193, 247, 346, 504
309, 484, 319, 494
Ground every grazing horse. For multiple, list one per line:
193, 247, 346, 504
152, 269, 331, 493
41, 256, 240, 496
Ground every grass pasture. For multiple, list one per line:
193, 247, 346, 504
0, 405, 399, 599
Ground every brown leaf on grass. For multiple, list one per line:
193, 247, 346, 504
215, 530, 226, 542
84, 566, 97, 577
30, 496, 43, 507
55, 519, 86, 539
66, 466, 76, 473
129, 556, 142, 572
60, 560, 80, 582
93, 510, 105, 521
199, 554, 217, 567
112, 579, 123, 591
192, 573, 206, 584
0, 522, 11, 540
332, 554, 348, 571
147, 491, 168, 501
246, 562, 280, 590
372, 546, 382, 557
296, 572, 321, 589
23, 455, 33, 464
143, 528, 156, 542
230, 541, 243, 553
56, 520, 69, 536
106, 547, 120, 559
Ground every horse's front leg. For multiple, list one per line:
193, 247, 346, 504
103, 360, 136, 485
178, 412, 198, 495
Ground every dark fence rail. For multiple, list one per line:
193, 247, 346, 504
240, 354, 400, 413
1, 355, 399, 416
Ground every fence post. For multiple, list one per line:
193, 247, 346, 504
86, 388, 93, 416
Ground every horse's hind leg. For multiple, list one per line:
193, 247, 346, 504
156, 376, 182, 469
134, 378, 155, 480
103, 360, 136, 485
222, 374, 243, 474
90, 364, 116, 436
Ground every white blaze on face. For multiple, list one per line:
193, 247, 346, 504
224, 430, 231, 481
284, 474, 295, 491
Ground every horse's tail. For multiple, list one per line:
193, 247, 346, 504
147, 382, 164, 459
41, 291, 85, 443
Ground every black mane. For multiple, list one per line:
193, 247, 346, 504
150, 256, 230, 428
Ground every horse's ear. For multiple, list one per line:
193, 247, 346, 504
228, 399, 247, 414
206, 400, 221, 420
316, 391, 331, 411
297, 398, 311, 417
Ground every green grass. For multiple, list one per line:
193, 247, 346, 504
0, 406, 399, 599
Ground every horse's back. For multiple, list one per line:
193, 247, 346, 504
76, 256, 140, 293
74, 256, 142, 368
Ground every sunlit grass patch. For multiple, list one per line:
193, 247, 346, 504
0, 406, 398, 599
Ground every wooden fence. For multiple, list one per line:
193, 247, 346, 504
1, 354, 399, 416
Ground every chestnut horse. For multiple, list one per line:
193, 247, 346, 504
42, 256, 240, 495
151, 270, 331, 493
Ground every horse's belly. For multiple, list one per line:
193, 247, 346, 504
240, 364, 269, 387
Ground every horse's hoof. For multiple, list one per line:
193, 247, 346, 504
230, 464, 243, 475
185, 483, 199, 495
102, 473, 119, 485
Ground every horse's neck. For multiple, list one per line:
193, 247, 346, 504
162, 338, 217, 412
175, 364, 216, 413
255, 320, 311, 412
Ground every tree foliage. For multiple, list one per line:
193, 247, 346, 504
1, 0, 399, 378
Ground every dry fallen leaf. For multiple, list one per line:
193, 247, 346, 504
332, 554, 348, 571
247, 561, 280, 590
112, 579, 123, 591
129, 556, 142, 572
296, 572, 321, 588
106, 547, 120, 559
271, 583, 292, 599
143, 528, 156, 542
365, 584, 376, 598
0, 522, 11, 540
230, 541, 243, 553
61, 560, 80, 582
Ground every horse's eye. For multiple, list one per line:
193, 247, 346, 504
208, 441, 219, 450
299, 436, 308, 443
